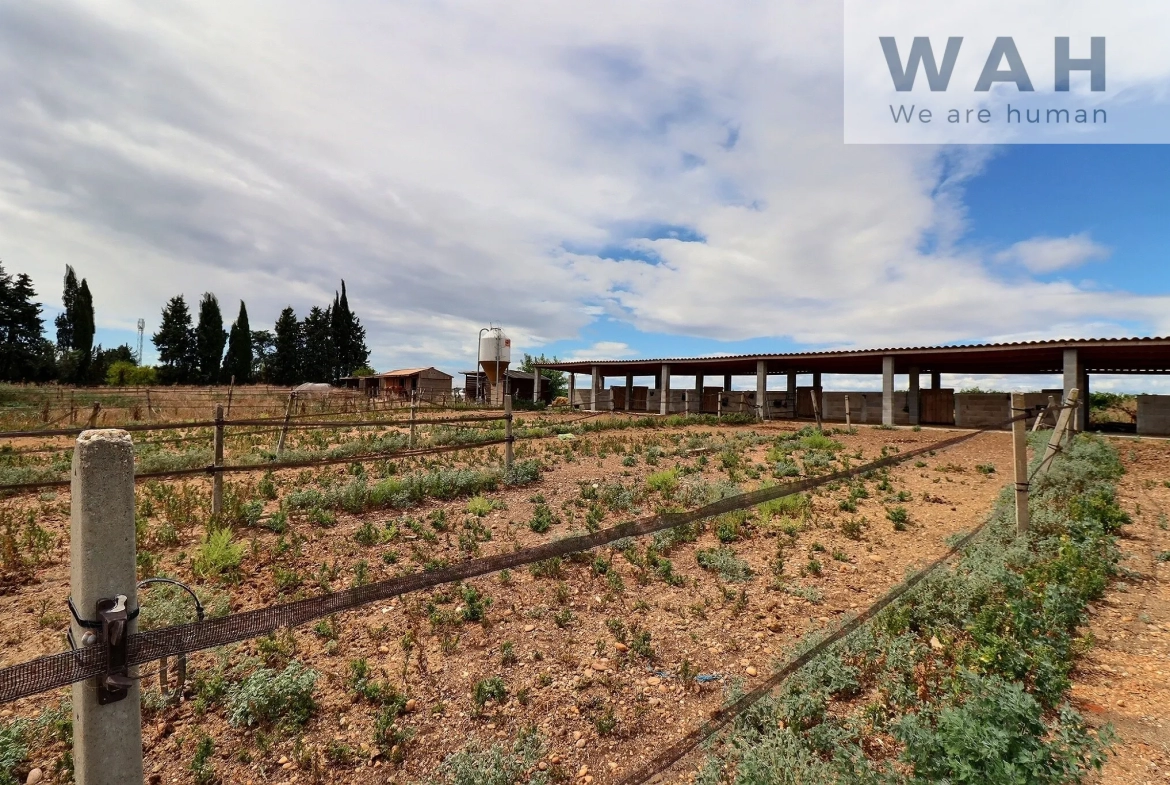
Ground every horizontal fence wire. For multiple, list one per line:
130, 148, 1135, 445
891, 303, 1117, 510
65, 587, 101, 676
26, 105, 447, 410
0, 412, 504, 440
0, 426, 990, 704
0, 438, 514, 494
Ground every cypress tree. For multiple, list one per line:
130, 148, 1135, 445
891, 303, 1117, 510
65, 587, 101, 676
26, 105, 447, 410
223, 301, 252, 384
54, 265, 79, 350
330, 281, 369, 379
74, 280, 95, 382
194, 293, 227, 384
152, 295, 197, 384
270, 307, 302, 386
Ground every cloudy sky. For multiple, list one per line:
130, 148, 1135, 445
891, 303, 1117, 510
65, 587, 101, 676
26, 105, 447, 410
2, 1, 1168, 391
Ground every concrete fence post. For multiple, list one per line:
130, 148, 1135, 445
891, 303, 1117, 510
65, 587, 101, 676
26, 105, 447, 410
1011, 393, 1030, 535
844, 395, 852, 429
504, 394, 514, 471
71, 430, 143, 785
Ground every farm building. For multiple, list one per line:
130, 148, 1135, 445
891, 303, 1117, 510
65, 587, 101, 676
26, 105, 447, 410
537, 336, 1170, 434
461, 369, 553, 406
339, 367, 453, 402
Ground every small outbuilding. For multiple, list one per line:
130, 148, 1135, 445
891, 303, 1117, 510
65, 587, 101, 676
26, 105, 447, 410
340, 367, 454, 402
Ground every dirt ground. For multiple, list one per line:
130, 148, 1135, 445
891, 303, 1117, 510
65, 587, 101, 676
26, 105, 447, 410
0, 420, 1021, 784
1072, 436, 1170, 785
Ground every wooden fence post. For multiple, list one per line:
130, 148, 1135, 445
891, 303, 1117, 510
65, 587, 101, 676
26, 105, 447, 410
409, 392, 417, 449
70, 430, 143, 785
1036, 388, 1079, 480
811, 389, 823, 431
226, 376, 235, 418
276, 392, 295, 456
86, 402, 102, 429
1011, 393, 1030, 535
213, 405, 224, 518
504, 394, 514, 472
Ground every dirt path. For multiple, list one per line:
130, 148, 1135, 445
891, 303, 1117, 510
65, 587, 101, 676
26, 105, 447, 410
1074, 437, 1170, 784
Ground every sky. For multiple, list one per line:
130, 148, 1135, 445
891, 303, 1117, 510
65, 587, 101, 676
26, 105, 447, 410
1, 2, 1168, 393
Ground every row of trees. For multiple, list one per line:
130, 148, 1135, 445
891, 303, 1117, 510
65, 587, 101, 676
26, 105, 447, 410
0, 262, 135, 384
0, 260, 372, 386
151, 283, 370, 385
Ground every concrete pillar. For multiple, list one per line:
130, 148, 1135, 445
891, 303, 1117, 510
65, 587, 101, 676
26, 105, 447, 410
533, 368, 541, 403
723, 373, 732, 392
756, 360, 767, 421
590, 365, 600, 412
812, 371, 822, 389
71, 430, 143, 785
1063, 349, 1081, 432
882, 355, 895, 426
568, 373, 575, 408
660, 364, 671, 415
624, 374, 632, 412
931, 371, 941, 390
787, 371, 797, 419
908, 366, 920, 425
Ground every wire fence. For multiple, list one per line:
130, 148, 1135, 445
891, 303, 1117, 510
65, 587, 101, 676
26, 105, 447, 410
0, 424, 990, 704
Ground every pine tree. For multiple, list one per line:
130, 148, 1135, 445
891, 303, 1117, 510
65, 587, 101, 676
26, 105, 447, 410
222, 301, 252, 384
152, 295, 197, 384
301, 306, 332, 383
250, 329, 275, 383
270, 307, 303, 386
0, 264, 54, 382
54, 265, 79, 350
194, 293, 227, 384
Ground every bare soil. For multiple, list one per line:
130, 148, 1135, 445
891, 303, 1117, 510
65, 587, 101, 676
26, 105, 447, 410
0, 420, 1019, 784
1072, 436, 1170, 785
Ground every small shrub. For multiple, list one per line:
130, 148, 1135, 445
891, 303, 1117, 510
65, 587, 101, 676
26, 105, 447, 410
466, 496, 494, 516
227, 662, 318, 729
472, 676, 507, 708
886, 506, 910, 530
528, 504, 558, 533
192, 529, 245, 582
646, 469, 680, 496
696, 547, 753, 582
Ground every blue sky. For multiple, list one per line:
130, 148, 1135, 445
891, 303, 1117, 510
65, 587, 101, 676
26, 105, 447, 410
4, 3, 1169, 394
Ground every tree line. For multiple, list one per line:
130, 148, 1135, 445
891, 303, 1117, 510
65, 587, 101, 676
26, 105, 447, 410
0, 260, 371, 385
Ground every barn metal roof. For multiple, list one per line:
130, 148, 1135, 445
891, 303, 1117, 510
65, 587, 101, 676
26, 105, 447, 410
534, 337, 1170, 377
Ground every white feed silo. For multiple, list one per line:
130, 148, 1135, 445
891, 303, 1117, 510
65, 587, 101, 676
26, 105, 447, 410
477, 327, 511, 402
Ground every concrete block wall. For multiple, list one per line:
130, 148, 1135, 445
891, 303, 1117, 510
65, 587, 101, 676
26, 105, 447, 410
720, 391, 751, 414
1138, 395, 1170, 436
954, 393, 1010, 429
821, 392, 877, 423
572, 389, 614, 411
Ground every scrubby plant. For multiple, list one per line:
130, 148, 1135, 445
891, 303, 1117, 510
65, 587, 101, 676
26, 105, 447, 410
696, 546, 753, 582
191, 528, 245, 582
226, 662, 318, 729
528, 503, 558, 533
472, 676, 507, 709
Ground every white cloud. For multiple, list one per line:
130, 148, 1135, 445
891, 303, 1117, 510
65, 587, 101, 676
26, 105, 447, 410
566, 342, 639, 361
993, 234, 1111, 274
0, 1, 1167, 378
